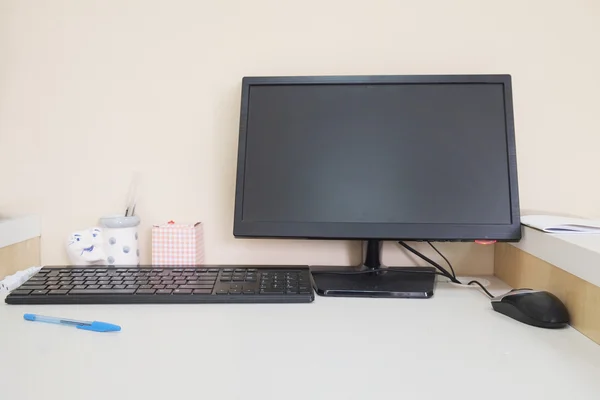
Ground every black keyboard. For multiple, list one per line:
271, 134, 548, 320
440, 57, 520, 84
5, 266, 314, 304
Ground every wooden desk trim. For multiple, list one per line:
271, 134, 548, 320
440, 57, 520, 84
0, 237, 41, 279
495, 243, 600, 345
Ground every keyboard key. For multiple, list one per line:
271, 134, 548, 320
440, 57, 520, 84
31, 290, 49, 295
208, 269, 219, 272
100, 285, 113, 289
10, 289, 32, 295
228, 289, 241, 295
152, 285, 165, 290
156, 289, 172, 294
69, 289, 137, 295
113, 285, 126, 289
216, 289, 228, 295
243, 289, 255, 295
60, 285, 74, 290
136, 289, 156, 294
173, 289, 192, 295
19, 285, 47, 290
187, 280, 214, 285
220, 277, 231, 282
260, 289, 284, 295
179, 285, 214, 290
49, 290, 69, 295
193, 289, 212, 294
140, 285, 152, 289
126, 285, 140, 290
87, 285, 100, 289
223, 268, 233, 272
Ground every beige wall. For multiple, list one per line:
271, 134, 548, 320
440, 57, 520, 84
0, 0, 598, 271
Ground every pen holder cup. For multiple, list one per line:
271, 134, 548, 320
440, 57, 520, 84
99, 215, 141, 266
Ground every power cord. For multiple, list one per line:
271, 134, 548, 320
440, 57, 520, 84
427, 242, 456, 279
397, 241, 460, 283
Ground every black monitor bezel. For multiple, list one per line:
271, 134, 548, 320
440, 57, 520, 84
233, 75, 521, 242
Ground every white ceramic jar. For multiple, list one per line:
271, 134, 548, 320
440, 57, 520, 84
99, 215, 141, 266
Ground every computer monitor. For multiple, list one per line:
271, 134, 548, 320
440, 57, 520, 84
233, 75, 521, 298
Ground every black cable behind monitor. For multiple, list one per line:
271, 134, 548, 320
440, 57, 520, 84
397, 241, 495, 298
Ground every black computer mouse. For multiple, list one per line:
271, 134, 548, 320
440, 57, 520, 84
491, 289, 570, 329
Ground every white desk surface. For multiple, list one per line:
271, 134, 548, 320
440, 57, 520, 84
2, 279, 600, 400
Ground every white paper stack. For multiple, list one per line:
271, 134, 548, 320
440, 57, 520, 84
521, 215, 600, 234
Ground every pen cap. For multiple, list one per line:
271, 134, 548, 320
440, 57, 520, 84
23, 313, 36, 321
77, 321, 121, 332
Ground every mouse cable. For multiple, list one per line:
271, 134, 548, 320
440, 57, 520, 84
427, 242, 456, 279
418, 242, 495, 298
397, 241, 460, 283
398, 242, 496, 299
466, 280, 494, 298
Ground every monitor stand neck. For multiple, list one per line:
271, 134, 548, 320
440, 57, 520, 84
362, 240, 383, 270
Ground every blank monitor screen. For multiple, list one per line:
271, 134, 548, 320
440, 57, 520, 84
234, 76, 520, 241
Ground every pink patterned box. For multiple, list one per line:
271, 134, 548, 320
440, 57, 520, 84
152, 221, 204, 266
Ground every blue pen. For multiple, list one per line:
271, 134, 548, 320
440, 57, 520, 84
23, 314, 121, 332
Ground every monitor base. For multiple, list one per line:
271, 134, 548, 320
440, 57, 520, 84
312, 267, 437, 299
